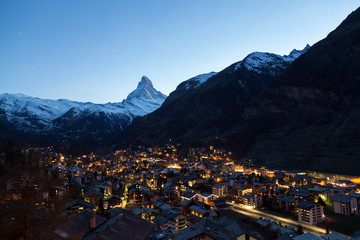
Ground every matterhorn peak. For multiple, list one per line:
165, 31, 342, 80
126, 76, 167, 104
138, 76, 154, 89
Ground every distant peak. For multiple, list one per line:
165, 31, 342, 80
288, 44, 311, 57
0, 93, 28, 98
126, 76, 166, 102
141, 75, 151, 82
139, 76, 153, 86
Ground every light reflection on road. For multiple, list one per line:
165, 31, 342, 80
231, 203, 326, 236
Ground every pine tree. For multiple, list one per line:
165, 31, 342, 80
97, 197, 105, 216
317, 196, 326, 206
297, 225, 304, 234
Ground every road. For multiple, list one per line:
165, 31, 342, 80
231, 203, 326, 236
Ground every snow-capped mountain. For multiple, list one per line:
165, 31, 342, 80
0, 76, 167, 139
184, 72, 218, 90
232, 44, 310, 75
228, 45, 310, 92
159, 72, 217, 109
0, 45, 309, 148
0, 93, 82, 132
124, 76, 167, 115
121, 45, 311, 145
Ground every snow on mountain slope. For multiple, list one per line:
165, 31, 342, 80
124, 76, 167, 116
0, 76, 167, 133
0, 93, 80, 120
184, 72, 218, 90
233, 44, 310, 75
0, 93, 82, 131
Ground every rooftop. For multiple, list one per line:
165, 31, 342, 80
332, 194, 353, 203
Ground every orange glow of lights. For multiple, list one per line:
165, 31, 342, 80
350, 178, 360, 184
168, 164, 181, 169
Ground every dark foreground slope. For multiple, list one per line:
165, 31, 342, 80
244, 7, 360, 175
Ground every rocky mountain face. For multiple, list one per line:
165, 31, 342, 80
0, 76, 166, 147
242, 7, 360, 175
120, 46, 309, 146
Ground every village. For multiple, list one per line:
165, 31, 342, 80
1, 144, 360, 240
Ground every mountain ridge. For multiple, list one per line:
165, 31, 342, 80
117, 7, 360, 176
119, 45, 310, 146
241, 7, 360, 175
0, 76, 167, 146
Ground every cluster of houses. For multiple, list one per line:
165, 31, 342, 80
2, 145, 360, 239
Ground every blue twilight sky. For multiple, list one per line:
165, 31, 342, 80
0, 1, 359, 103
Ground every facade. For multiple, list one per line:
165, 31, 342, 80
242, 192, 262, 208
212, 183, 228, 197
274, 194, 297, 213
332, 194, 358, 215
297, 201, 324, 225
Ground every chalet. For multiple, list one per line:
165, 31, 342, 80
311, 186, 331, 202
104, 195, 122, 209
292, 232, 324, 240
212, 183, 228, 197
174, 218, 263, 240
288, 175, 306, 186
83, 212, 156, 240
189, 205, 211, 218
152, 215, 176, 234
153, 201, 167, 210
52, 210, 106, 240
64, 182, 81, 197
258, 188, 271, 198
133, 208, 159, 221
108, 207, 128, 218
290, 187, 310, 200
54, 186, 66, 199
88, 184, 105, 194
186, 214, 202, 225
128, 188, 150, 205
163, 186, 177, 201
256, 219, 295, 240
180, 191, 218, 205
65, 199, 95, 214
104, 182, 113, 196
274, 194, 297, 213
212, 198, 234, 211
159, 202, 173, 211
232, 186, 248, 198
84, 189, 103, 206
321, 232, 349, 240
180, 199, 193, 213
149, 207, 185, 234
